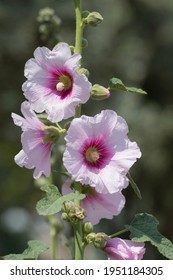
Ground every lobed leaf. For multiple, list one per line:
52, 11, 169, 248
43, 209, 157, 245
109, 77, 147, 95
3, 240, 48, 260
36, 184, 85, 216
127, 213, 173, 260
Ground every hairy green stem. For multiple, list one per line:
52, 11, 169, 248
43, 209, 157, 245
74, 0, 83, 55
109, 228, 129, 239
49, 216, 57, 260
73, 223, 84, 260
74, 0, 83, 119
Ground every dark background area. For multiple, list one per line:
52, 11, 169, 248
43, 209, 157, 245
0, 0, 173, 259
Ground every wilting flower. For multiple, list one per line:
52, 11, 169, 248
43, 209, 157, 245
104, 238, 145, 260
62, 179, 125, 225
63, 110, 141, 194
12, 101, 53, 179
22, 42, 91, 122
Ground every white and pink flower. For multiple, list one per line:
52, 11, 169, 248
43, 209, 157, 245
12, 101, 52, 179
63, 110, 141, 194
22, 43, 91, 122
104, 237, 145, 260
62, 179, 125, 225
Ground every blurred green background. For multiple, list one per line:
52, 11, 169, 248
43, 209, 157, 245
0, 0, 173, 259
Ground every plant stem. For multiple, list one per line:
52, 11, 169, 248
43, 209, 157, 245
109, 228, 129, 239
73, 0, 84, 260
74, 0, 83, 55
49, 216, 57, 260
73, 223, 84, 260
74, 0, 83, 118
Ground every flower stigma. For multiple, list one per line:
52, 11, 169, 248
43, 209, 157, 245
85, 146, 100, 163
56, 75, 72, 92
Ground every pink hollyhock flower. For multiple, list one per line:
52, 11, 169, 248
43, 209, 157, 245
63, 110, 141, 194
104, 237, 145, 260
62, 179, 125, 225
12, 101, 52, 179
22, 43, 91, 122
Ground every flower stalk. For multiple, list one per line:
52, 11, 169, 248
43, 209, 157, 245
109, 228, 129, 239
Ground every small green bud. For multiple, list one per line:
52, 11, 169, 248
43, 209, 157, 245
74, 206, 86, 220
77, 68, 90, 78
93, 233, 109, 249
91, 84, 110, 100
84, 12, 103, 27
83, 222, 93, 234
85, 232, 96, 245
61, 212, 69, 221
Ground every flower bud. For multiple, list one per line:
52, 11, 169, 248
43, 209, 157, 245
84, 12, 103, 27
77, 68, 90, 78
85, 232, 96, 245
61, 212, 69, 221
91, 84, 110, 100
83, 222, 93, 234
93, 233, 109, 249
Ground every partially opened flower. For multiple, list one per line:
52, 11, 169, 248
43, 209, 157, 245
12, 101, 53, 179
104, 237, 145, 260
63, 110, 141, 194
62, 179, 125, 225
22, 42, 91, 122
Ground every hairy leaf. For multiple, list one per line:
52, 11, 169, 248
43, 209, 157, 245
127, 213, 173, 260
3, 240, 48, 260
36, 184, 85, 216
109, 77, 147, 94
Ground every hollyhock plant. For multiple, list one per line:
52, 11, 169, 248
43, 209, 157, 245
104, 237, 145, 260
62, 178, 125, 225
22, 42, 92, 122
63, 110, 141, 194
12, 101, 53, 179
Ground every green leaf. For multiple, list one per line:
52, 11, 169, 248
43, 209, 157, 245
127, 213, 173, 260
36, 184, 85, 216
3, 240, 48, 260
109, 77, 147, 95
127, 172, 142, 200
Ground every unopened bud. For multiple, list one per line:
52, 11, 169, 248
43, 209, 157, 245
84, 12, 103, 27
83, 222, 93, 234
61, 212, 69, 221
77, 68, 90, 78
85, 232, 96, 245
93, 233, 109, 249
91, 84, 110, 100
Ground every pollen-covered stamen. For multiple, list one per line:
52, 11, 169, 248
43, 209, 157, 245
56, 75, 72, 92
85, 147, 100, 163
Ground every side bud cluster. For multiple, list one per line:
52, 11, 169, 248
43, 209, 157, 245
62, 201, 86, 224
85, 232, 109, 249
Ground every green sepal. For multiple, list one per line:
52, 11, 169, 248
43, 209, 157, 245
109, 77, 147, 95
36, 184, 85, 216
127, 213, 173, 260
3, 240, 48, 260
